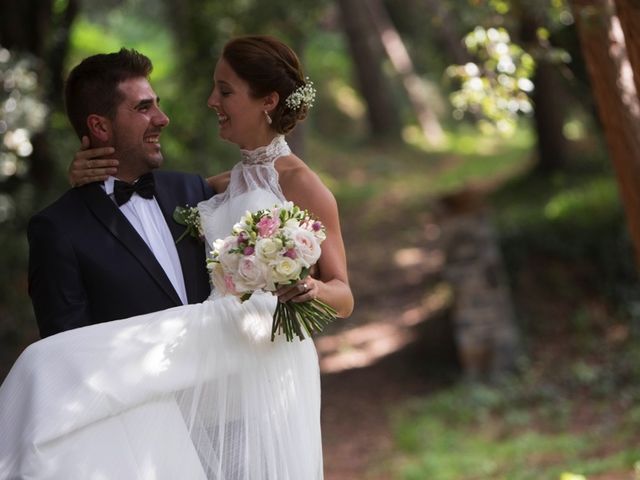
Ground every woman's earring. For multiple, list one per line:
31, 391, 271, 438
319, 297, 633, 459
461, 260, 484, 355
264, 110, 272, 125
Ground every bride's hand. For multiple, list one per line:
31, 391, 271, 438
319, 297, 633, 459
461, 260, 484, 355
276, 278, 316, 304
68, 136, 119, 187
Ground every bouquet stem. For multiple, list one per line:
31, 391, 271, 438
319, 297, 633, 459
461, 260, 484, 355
272, 299, 337, 341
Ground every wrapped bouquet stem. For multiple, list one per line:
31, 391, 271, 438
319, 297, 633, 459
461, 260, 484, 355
209, 202, 337, 341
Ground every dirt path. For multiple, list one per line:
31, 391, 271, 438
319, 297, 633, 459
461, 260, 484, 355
317, 197, 459, 479
320, 341, 449, 480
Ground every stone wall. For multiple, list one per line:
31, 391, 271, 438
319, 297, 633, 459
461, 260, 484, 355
433, 195, 520, 380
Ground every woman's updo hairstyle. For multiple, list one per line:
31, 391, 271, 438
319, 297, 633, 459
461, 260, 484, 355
222, 35, 309, 134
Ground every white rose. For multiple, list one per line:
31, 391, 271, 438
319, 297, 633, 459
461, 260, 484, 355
209, 262, 229, 295
242, 210, 254, 224
217, 237, 240, 271
232, 220, 251, 234
235, 255, 267, 292
271, 256, 303, 284
284, 218, 299, 230
291, 228, 321, 267
313, 228, 326, 242
255, 237, 282, 262
212, 238, 226, 254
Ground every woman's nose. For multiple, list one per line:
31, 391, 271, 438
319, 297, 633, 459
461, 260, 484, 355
207, 90, 219, 110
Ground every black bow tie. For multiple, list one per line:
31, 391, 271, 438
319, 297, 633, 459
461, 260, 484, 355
113, 173, 155, 206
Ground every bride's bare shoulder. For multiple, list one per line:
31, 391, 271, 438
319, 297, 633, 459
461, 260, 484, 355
276, 154, 334, 207
277, 154, 317, 186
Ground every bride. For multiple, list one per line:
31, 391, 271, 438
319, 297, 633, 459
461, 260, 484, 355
0, 35, 353, 479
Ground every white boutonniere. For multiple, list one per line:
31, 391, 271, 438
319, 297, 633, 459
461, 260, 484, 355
173, 205, 203, 244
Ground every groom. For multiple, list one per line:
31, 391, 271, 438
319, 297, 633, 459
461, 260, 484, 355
28, 49, 213, 338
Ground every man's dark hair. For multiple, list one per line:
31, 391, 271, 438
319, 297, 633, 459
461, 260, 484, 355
64, 48, 153, 139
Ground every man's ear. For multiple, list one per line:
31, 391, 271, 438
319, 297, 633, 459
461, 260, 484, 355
263, 92, 280, 114
86, 114, 112, 142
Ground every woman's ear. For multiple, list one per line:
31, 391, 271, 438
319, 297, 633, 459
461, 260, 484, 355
86, 114, 112, 143
263, 92, 280, 114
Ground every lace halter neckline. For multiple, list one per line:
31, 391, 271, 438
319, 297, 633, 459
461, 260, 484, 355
240, 135, 291, 165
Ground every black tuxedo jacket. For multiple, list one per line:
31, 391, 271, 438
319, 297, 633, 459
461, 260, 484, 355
28, 170, 215, 338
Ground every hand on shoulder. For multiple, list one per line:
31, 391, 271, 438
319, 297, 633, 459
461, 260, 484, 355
207, 171, 232, 194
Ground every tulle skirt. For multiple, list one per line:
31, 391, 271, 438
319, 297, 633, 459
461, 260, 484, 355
0, 292, 322, 479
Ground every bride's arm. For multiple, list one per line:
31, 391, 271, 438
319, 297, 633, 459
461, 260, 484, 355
206, 171, 231, 194
68, 136, 118, 186
277, 159, 354, 318
67, 136, 230, 191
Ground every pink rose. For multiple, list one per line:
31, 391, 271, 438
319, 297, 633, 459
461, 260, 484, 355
224, 274, 238, 296
256, 216, 280, 237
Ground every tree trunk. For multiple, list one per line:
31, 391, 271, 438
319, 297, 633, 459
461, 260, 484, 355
531, 62, 570, 172
570, 0, 640, 268
421, 0, 470, 65
161, 0, 224, 173
0, 0, 77, 192
614, 0, 640, 97
337, 0, 402, 141
47, 0, 79, 108
364, 0, 445, 145
0, 0, 52, 57
519, 7, 570, 173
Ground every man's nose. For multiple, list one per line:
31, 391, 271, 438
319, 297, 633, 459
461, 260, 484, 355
154, 108, 170, 127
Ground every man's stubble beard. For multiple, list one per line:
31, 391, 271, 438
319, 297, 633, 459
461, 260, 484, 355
112, 130, 164, 180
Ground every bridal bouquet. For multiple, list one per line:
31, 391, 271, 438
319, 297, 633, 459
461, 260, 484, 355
209, 202, 337, 341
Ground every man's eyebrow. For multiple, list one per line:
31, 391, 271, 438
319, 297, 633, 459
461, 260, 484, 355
135, 97, 160, 108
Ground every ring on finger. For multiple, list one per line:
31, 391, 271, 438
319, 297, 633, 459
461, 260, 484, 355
302, 282, 308, 292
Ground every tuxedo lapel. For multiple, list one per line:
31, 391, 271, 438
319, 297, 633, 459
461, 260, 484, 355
153, 175, 185, 243
152, 174, 203, 304
77, 183, 183, 306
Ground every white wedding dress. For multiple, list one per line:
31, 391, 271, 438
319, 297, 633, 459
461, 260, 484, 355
0, 136, 323, 479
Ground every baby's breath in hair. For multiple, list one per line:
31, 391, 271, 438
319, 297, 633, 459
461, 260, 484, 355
284, 78, 316, 111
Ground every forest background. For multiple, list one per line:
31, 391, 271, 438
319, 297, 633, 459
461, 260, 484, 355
2, 0, 640, 478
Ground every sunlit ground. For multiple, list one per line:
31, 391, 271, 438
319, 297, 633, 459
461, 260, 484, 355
317, 280, 450, 374
310, 125, 640, 479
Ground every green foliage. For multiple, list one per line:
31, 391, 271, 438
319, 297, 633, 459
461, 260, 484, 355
438, 0, 581, 142
491, 155, 640, 314
447, 27, 535, 135
306, 123, 533, 215
0, 48, 48, 213
68, 15, 175, 79
380, 131, 640, 479
305, 32, 367, 142
390, 337, 640, 479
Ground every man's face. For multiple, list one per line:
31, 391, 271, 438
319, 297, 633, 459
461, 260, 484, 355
111, 77, 170, 180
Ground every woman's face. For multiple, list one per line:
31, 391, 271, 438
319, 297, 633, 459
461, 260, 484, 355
208, 58, 272, 150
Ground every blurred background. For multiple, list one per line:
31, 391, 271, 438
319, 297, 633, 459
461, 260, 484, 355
2, 0, 640, 478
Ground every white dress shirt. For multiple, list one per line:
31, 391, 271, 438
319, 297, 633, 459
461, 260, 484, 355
104, 176, 188, 305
